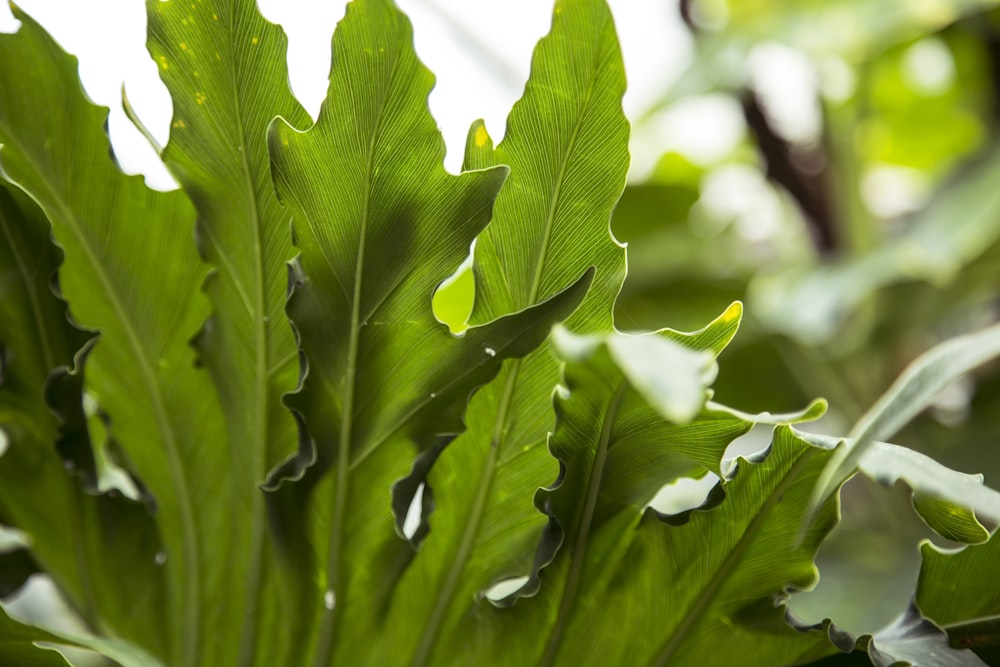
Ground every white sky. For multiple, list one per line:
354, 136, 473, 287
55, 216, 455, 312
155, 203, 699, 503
0, 0, 694, 189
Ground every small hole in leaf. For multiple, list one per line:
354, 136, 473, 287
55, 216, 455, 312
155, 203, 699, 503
648, 473, 719, 515
484, 576, 529, 603
402, 482, 425, 540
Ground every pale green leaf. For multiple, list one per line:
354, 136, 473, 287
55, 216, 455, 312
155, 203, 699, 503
0, 607, 71, 667
809, 321, 1000, 523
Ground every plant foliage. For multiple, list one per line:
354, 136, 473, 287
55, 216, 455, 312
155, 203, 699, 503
0, 0, 999, 666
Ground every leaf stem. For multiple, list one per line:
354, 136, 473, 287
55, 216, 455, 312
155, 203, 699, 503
410, 358, 521, 667
540, 380, 627, 666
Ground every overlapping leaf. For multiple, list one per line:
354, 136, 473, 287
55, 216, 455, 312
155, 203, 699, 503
0, 183, 167, 653
0, 607, 71, 667
143, 1, 312, 663
264, 0, 591, 662
421, 309, 840, 665
341, 1, 631, 663
917, 529, 1000, 664
0, 12, 227, 665
805, 604, 989, 667
810, 321, 1000, 522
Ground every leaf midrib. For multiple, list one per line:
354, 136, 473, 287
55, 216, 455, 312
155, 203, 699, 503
407, 26, 609, 665
311, 35, 406, 667
212, 4, 276, 665
540, 380, 627, 666
0, 134, 202, 667
650, 448, 818, 667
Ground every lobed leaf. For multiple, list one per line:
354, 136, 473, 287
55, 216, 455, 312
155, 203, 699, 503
433, 315, 844, 665
144, 1, 313, 662
918, 530, 1000, 665
0, 11, 227, 665
352, 1, 632, 664
0, 182, 167, 650
263, 0, 592, 663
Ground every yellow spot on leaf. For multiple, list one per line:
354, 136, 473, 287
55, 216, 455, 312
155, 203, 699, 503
474, 124, 489, 148
215, 52, 222, 60
252, 37, 259, 45
180, 42, 187, 50
717, 302, 743, 328
172, 119, 186, 129
158, 55, 169, 70
193, 71, 200, 77
195, 92, 206, 105
212, 13, 218, 20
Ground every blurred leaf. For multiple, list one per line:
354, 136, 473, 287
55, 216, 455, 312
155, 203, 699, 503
0, 607, 70, 667
752, 142, 1000, 346
809, 321, 1000, 518
716, 0, 1000, 61
801, 432, 1000, 538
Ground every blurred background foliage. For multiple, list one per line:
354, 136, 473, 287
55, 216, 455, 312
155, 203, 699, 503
605, 0, 1000, 636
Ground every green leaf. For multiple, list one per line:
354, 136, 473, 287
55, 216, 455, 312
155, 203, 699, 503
799, 431, 1000, 542
918, 531, 1000, 665
334, 2, 632, 664
0, 604, 168, 667
263, 1, 592, 663
433, 321, 844, 665
0, 183, 168, 652
0, 10, 227, 665
809, 321, 1000, 524
144, 1, 313, 663
0, 607, 71, 667
861, 443, 996, 542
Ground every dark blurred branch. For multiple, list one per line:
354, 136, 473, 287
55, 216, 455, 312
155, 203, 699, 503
977, 20, 1000, 120
742, 90, 838, 253
679, 0, 696, 33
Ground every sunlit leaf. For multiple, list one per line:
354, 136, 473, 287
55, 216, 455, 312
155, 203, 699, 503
144, 1, 313, 662
263, 1, 592, 663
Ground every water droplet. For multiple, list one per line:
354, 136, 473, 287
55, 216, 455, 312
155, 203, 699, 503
63, 460, 75, 471
263, 316, 270, 323
154, 551, 167, 566
429, 392, 436, 399
323, 590, 335, 610
485, 347, 496, 357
